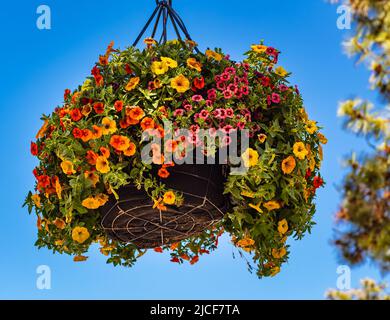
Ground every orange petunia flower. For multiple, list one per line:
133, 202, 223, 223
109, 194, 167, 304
86, 150, 98, 165
119, 118, 130, 129
126, 106, 145, 121
36, 120, 49, 139
153, 153, 165, 165
80, 129, 93, 142
125, 77, 140, 91
123, 142, 136, 156
144, 37, 157, 48
154, 125, 165, 138
53, 218, 66, 230
158, 167, 170, 178
281, 156, 296, 175
96, 156, 110, 173
100, 146, 110, 158
92, 125, 103, 139
187, 57, 202, 72
109, 135, 130, 151
165, 139, 178, 153
140, 117, 155, 131
99, 55, 108, 65
152, 198, 167, 211
84, 170, 99, 187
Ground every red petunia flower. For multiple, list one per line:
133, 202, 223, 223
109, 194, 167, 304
154, 247, 163, 253
124, 64, 133, 74
93, 102, 105, 114
313, 176, 324, 189
37, 175, 51, 189
72, 128, 83, 139
64, 89, 71, 101
30, 142, 38, 156
190, 256, 199, 265
114, 100, 123, 112
192, 76, 205, 91
70, 108, 83, 122
170, 257, 180, 263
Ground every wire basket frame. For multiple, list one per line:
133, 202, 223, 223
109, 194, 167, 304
100, 164, 229, 249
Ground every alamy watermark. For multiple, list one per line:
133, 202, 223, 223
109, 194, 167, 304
36, 5, 51, 30
336, 5, 351, 30
336, 265, 351, 290
36, 265, 51, 290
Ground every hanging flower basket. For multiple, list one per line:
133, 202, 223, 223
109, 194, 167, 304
25, 1, 326, 277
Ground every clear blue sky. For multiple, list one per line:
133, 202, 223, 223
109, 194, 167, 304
0, 0, 386, 299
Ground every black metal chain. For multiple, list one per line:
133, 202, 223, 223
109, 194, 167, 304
133, 0, 200, 53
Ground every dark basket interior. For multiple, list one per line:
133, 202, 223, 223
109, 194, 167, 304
100, 164, 229, 249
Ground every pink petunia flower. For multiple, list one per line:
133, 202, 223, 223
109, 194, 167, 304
192, 95, 204, 102
221, 72, 231, 82
271, 93, 281, 104
224, 90, 233, 99
216, 81, 226, 91
224, 67, 236, 75
199, 109, 210, 119
184, 104, 193, 111
174, 109, 185, 117
237, 121, 245, 130
225, 108, 234, 118
221, 135, 232, 146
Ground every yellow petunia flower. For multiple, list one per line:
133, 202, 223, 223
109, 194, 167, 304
272, 247, 287, 259
151, 61, 169, 75
101, 117, 117, 135
275, 66, 288, 77
54, 178, 62, 200
306, 120, 318, 134
95, 193, 109, 206
281, 156, 296, 174
55, 240, 65, 246
293, 142, 309, 160
72, 226, 90, 244
205, 49, 223, 61
96, 156, 110, 174
161, 57, 178, 69
251, 44, 268, 53
236, 238, 255, 248
278, 219, 289, 235
258, 134, 267, 144
264, 201, 281, 211
163, 191, 176, 205
270, 266, 281, 277
61, 160, 76, 175
187, 57, 202, 72
242, 148, 259, 168
249, 203, 263, 213
73, 255, 88, 262
81, 197, 101, 209
171, 74, 190, 93
317, 132, 328, 144
31, 194, 41, 208
241, 190, 255, 198
125, 76, 140, 91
